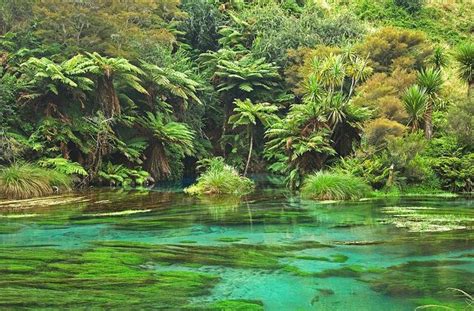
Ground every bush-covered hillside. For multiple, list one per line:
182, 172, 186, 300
0, 0, 472, 198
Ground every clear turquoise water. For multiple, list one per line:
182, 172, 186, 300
0, 189, 472, 310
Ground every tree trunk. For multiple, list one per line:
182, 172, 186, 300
145, 142, 170, 181
424, 102, 433, 139
244, 130, 253, 177
468, 80, 474, 101
98, 76, 120, 118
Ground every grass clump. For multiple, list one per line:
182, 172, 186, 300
0, 163, 72, 199
301, 171, 372, 201
185, 157, 254, 195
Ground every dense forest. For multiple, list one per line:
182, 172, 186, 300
0, 0, 472, 199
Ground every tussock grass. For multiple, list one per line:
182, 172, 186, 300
185, 157, 254, 195
0, 163, 72, 199
301, 171, 372, 201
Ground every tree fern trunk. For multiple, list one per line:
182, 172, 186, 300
244, 130, 253, 177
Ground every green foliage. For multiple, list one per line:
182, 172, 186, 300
37, 157, 88, 176
138, 112, 195, 156
355, 27, 432, 73
301, 171, 372, 201
334, 155, 390, 189
241, 3, 365, 66
229, 99, 279, 128
185, 157, 254, 195
364, 118, 406, 147
0, 70, 20, 128
0, 0, 470, 195
402, 85, 427, 131
141, 61, 203, 107
454, 42, 474, 96
394, 0, 424, 14
214, 54, 280, 98
352, 0, 472, 44
432, 154, 474, 193
265, 52, 371, 189
98, 162, 150, 187
446, 100, 474, 149
179, 0, 225, 53
0, 162, 71, 199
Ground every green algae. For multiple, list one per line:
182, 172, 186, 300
381, 206, 474, 232
216, 237, 247, 242
294, 254, 348, 263
203, 299, 264, 311
313, 265, 384, 278
94, 240, 331, 271
0, 245, 219, 309
317, 288, 335, 296
368, 260, 473, 305
0, 223, 23, 234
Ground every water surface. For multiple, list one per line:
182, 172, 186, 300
0, 189, 472, 310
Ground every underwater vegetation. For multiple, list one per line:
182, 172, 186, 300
0, 246, 219, 309
368, 260, 474, 309
380, 206, 474, 232
301, 171, 372, 201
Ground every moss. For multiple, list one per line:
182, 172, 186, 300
300, 265, 385, 278
381, 206, 474, 232
204, 299, 264, 311
0, 245, 219, 309
317, 288, 335, 296
0, 223, 23, 234
368, 260, 473, 302
294, 254, 348, 263
216, 237, 247, 242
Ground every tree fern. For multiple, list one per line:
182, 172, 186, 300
37, 157, 88, 176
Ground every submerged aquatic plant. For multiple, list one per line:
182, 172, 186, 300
185, 157, 254, 195
0, 163, 71, 199
301, 171, 372, 201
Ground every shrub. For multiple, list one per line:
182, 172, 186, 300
98, 162, 150, 187
363, 118, 406, 147
394, 0, 424, 14
0, 163, 71, 199
446, 100, 474, 150
184, 157, 254, 195
432, 154, 474, 193
334, 155, 391, 189
301, 171, 372, 201
355, 27, 432, 73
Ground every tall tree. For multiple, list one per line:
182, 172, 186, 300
137, 112, 195, 180
228, 99, 278, 176
87, 52, 146, 118
417, 68, 442, 139
402, 85, 427, 132
454, 42, 474, 99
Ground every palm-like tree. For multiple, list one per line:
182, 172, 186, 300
140, 62, 202, 109
417, 67, 442, 139
402, 85, 427, 132
214, 55, 280, 96
228, 98, 278, 176
264, 52, 371, 188
454, 42, 474, 99
429, 46, 448, 71
87, 52, 147, 118
19, 55, 96, 158
19, 55, 95, 116
137, 111, 195, 180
